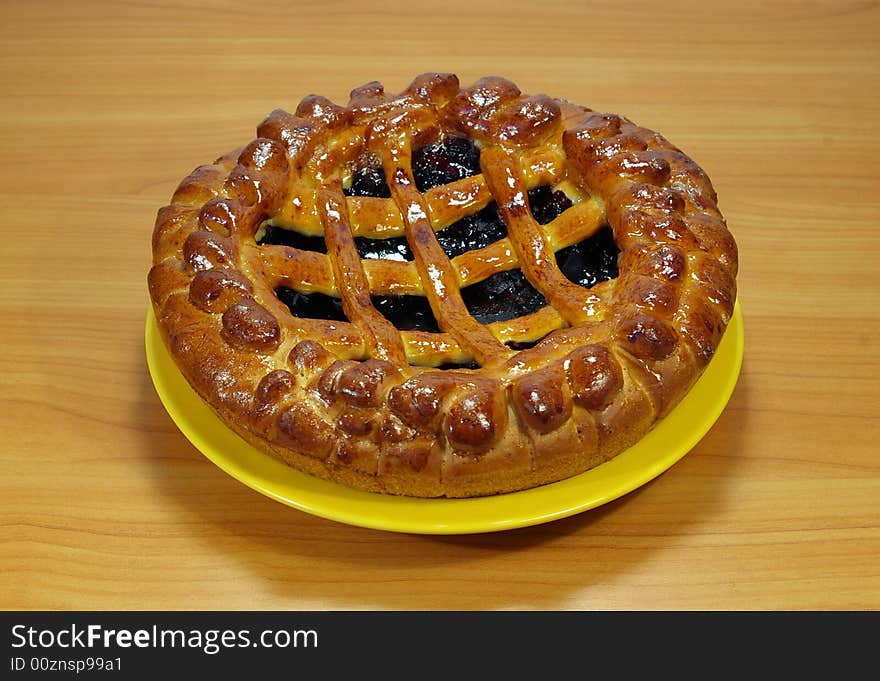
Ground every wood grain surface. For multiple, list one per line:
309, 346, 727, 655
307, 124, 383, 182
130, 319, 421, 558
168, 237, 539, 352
1, 0, 878, 610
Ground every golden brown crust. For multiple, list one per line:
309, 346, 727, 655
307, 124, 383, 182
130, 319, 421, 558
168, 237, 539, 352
148, 73, 737, 497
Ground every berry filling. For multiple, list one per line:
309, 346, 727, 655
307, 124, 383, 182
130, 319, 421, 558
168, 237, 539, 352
555, 228, 618, 289
461, 269, 548, 324
356, 235, 412, 261
412, 136, 482, 192
528, 185, 573, 225
344, 166, 390, 198
258, 224, 413, 262
259, 224, 327, 253
371, 295, 439, 333
275, 287, 347, 322
436, 203, 507, 260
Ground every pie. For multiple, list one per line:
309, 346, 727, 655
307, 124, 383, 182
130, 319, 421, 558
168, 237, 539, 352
148, 73, 738, 498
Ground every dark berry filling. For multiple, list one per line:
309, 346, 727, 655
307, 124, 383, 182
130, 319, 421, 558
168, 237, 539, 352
506, 338, 541, 351
355, 235, 413, 261
259, 224, 327, 253
461, 269, 548, 324
259, 223, 412, 261
436, 202, 508, 260
556, 227, 619, 289
436, 360, 480, 371
371, 295, 439, 333
275, 287, 347, 322
344, 166, 390, 198
528, 185, 573, 225
412, 136, 482, 192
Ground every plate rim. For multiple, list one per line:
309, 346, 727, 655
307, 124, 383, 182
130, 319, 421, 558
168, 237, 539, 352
145, 301, 744, 535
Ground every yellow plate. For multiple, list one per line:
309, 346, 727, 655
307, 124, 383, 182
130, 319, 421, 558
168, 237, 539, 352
145, 301, 743, 534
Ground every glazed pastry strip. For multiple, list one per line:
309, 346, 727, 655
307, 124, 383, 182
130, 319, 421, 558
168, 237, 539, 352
481, 146, 605, 325
378, 131, 513, 367
272, 146, 565, 238
258, 198, 605, 296
317, 181, 407, 364
400, 305, 566, 366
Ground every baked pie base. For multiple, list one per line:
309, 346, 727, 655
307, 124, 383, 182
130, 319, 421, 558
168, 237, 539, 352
148, 73, 738, 498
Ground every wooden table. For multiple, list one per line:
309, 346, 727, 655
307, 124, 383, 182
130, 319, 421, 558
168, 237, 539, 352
2, 0, 878, 611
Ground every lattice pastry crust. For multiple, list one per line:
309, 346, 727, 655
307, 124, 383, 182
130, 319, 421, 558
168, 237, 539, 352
148, 73, 738, 498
